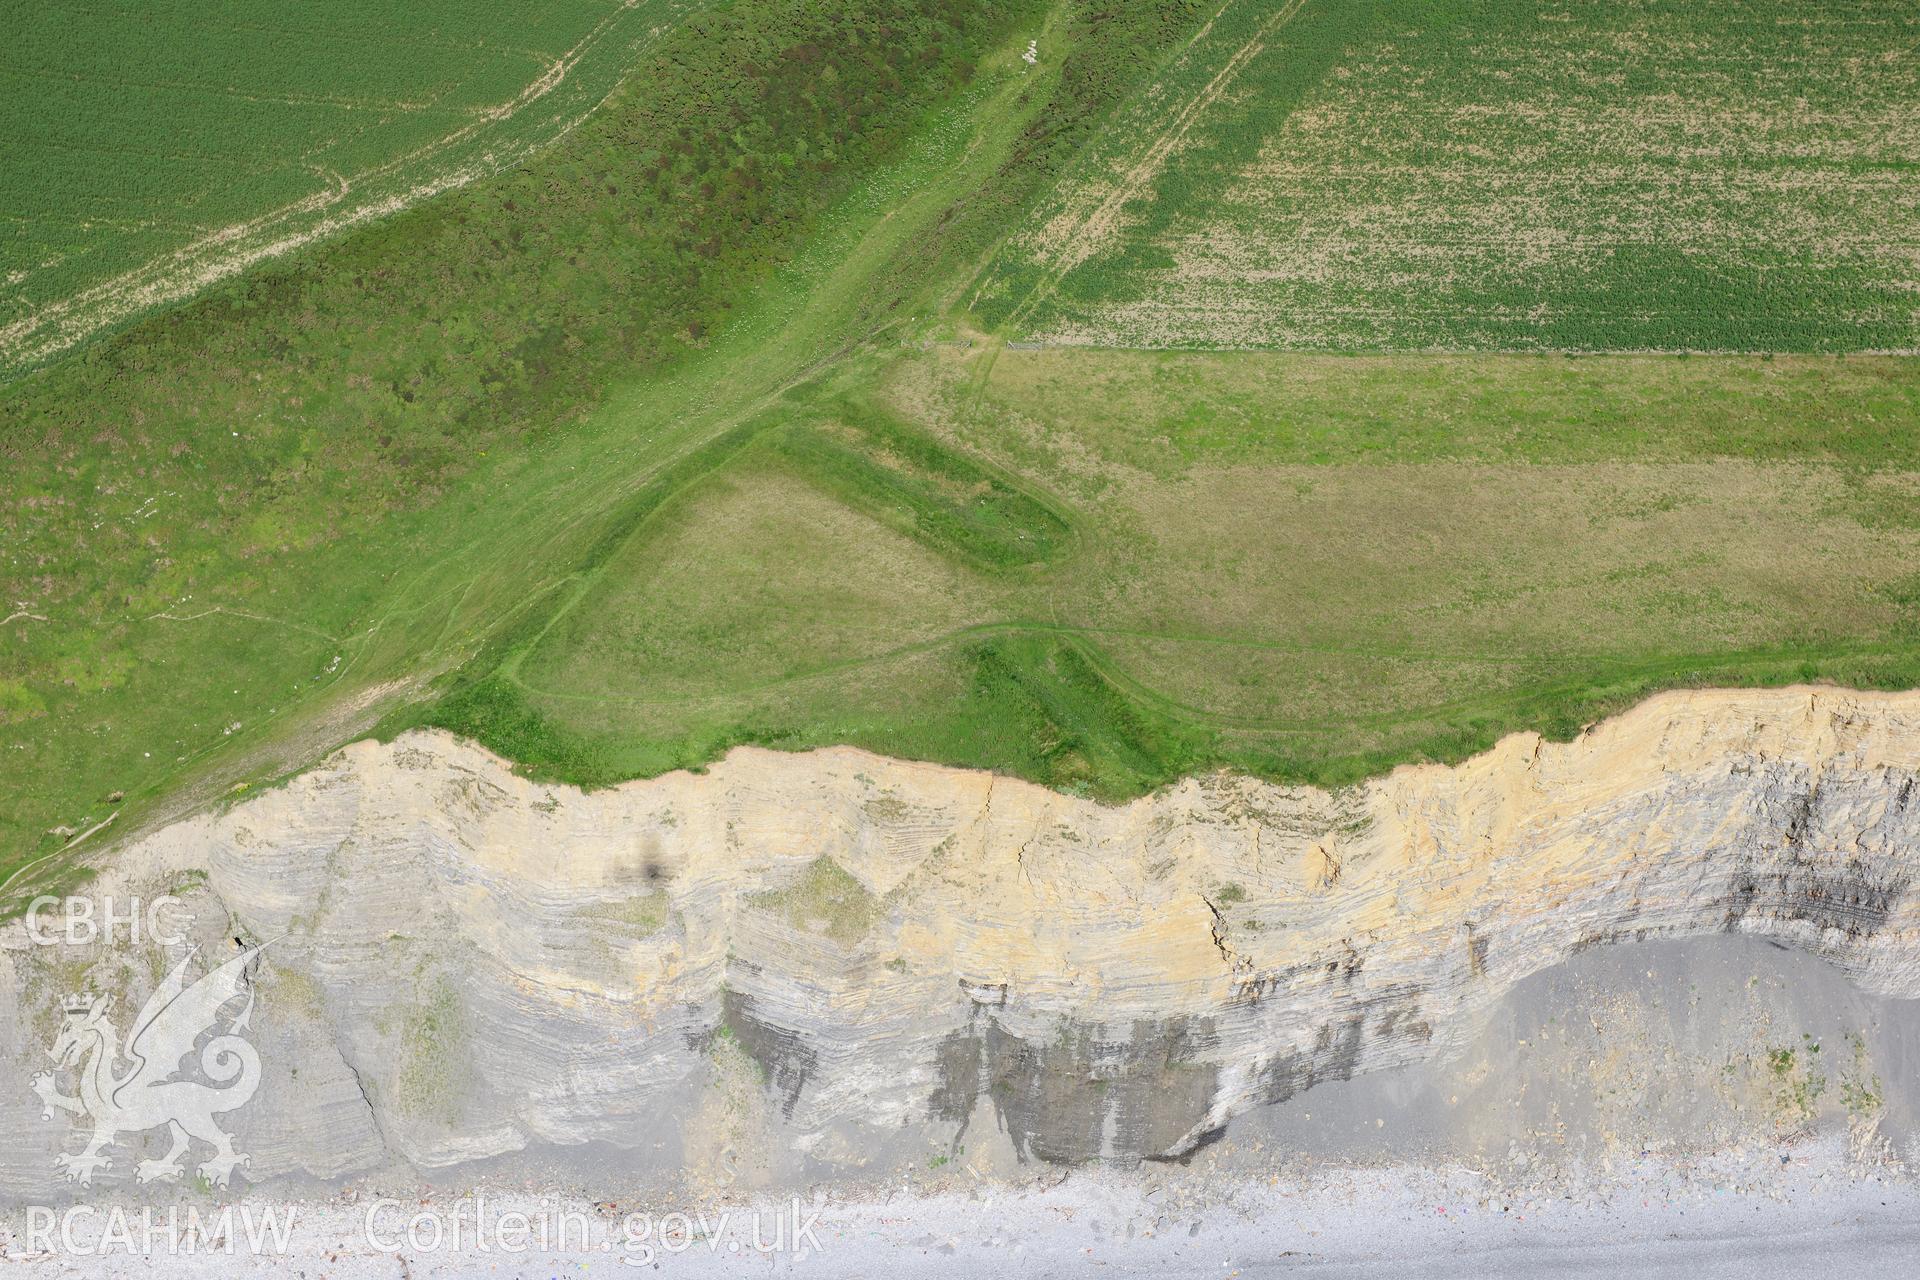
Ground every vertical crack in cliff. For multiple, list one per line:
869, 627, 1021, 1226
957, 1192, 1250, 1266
1200, 894, 1245, 975
334, 1035, 396, 1157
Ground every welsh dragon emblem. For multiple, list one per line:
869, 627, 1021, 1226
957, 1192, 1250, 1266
32, 944, 266, 1187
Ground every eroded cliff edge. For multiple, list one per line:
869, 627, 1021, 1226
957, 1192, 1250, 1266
3, 685, 1919, 1196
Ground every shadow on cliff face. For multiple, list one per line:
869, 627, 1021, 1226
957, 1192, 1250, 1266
917, 984, 1423, 1164
929, 1014, 1222, 1163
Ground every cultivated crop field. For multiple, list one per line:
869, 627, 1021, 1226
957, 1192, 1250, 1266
0, 0, 683, 376
977, 0, 1920, 351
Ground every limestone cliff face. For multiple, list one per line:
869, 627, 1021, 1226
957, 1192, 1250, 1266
3, 686, 1919, 1195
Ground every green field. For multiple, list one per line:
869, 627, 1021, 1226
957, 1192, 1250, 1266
977, 0, 1920, 351
469, 348, 1920, 795
0, 0, 685, 376
3, 0, 1918, 907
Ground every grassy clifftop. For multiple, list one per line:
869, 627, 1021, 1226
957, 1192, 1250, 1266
4, 0, 1918, 908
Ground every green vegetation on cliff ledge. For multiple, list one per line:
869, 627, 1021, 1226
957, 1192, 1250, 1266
4, 0, 1919, 904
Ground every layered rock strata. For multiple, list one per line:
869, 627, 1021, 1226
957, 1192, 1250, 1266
3, 685, 1918, 1194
